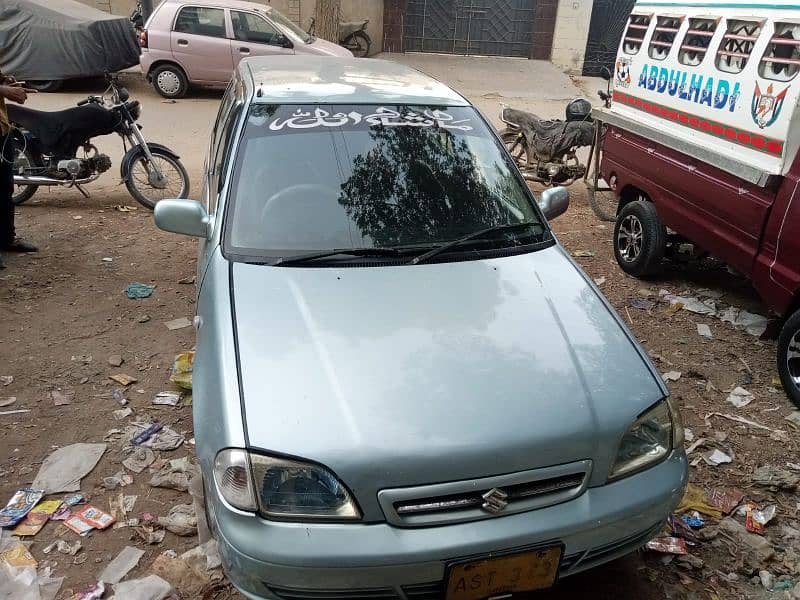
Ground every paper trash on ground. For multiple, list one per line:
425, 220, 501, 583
32, 443, 106, 494
99, 546, 145, 584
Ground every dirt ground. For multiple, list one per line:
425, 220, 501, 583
0, 67, 798, 600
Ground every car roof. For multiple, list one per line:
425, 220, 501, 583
241, 57, 471, 106
162, 0, 272, 12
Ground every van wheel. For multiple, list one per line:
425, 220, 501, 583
152, 64, 188, 99
613, 200, 666, 278
777, 309, 800, 409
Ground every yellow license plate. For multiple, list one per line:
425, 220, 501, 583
446, 546, 562, 600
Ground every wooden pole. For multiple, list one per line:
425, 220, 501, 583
314, 0, 341, 43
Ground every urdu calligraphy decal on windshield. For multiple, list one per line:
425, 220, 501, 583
268, 107, 474, 131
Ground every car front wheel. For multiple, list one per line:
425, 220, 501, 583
613, 199, 666, 278
778, 309, 800, 409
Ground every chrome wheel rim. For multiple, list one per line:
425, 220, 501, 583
156, 71, 181, 96
787, 328, 800, 389
617, 214, 643, 262
130, 154, 186, 203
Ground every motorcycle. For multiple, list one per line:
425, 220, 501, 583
7, 74, 189, 209
498, 98, 595, 187
306, 17, 371, 58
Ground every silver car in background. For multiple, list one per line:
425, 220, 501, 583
155, 56, 688, 600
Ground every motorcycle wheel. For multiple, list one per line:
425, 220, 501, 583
347, 31, 371, 58
10, 139, 38, 205
125, 148, 190, 210
585, 179, 617, 222
500, 128, 530, 169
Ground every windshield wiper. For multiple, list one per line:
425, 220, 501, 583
271, 247, 407, 267
409, 222, 541, 265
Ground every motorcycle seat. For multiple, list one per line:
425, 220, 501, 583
7, 104, 119, 157
339, 20, 368, 38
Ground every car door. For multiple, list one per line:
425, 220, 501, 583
171, 6, 234, 84
230, 10, 294, 64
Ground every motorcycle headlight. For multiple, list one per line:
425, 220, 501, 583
250, 454, 361, 520
609, 399, 682, 481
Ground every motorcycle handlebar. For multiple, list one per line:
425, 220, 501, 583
77, 98, 90, 106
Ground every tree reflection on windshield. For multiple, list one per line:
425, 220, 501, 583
337, 116, 531, 248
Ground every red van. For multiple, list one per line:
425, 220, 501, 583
593, 2, 800, 408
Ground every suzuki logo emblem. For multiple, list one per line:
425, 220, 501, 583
481, 488, 509, 514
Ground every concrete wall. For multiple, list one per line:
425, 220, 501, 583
550, 0, 594, 74
78, 0, 382, 55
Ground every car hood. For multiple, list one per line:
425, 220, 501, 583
231, 246, 663, 505
302, 36, 353, 57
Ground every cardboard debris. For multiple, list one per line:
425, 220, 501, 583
12, 500, 62, 536
726, 386, 754, 408
165, 317, 192, 330
109, 374, 137, 386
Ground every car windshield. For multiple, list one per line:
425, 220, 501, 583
268, 9, 313, 43
224, 104, 548, 261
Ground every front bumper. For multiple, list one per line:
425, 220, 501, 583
209, 451, 687, 600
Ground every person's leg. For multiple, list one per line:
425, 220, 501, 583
0, 133, 35, 254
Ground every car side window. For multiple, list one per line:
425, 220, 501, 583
174, 6, 227, 38
209, 101, 242, 213
232, 11, 281, 45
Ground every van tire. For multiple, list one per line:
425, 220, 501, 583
152, 64, 188, 99
613, 200, 666, 278
777, 309, 800, 409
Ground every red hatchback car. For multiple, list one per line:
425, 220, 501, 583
594, 2, 800, 408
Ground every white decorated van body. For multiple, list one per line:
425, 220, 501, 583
599, 0, 800, 184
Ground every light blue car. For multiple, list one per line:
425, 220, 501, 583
154, 56, 688, 600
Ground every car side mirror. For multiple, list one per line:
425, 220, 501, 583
600, 66, 612, 81
538, 187, 570, 221
154, 199, 211, 238
277, 34, 293, 49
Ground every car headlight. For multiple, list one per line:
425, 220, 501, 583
251, 454, 361, 520
213, 449, 361, 520
609, 399, 683, 480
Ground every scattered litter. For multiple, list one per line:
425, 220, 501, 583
12, 500, 62, 536
141, 425, 185, 451
109, 493, 137, 527
771, 429, 791, 443
32, 443, 106, 494
165, 317, 192, 330
153, 391, 180, 406
113, 407, 133, 420
112, 574, 171, 600
137, 314, 151, 323
152, 551, 211, 597
98, 546, 144, 584
134, 526, 165, 545
64, 515, 94, 536
65, 505, 115, 536
663, 371, 682, 382
72, 582, 105, 600
786, 411, 800, 427
178, 275, 195, 284
102, 257, 113, 263
126, 282, 155, 300
727, 386, 754, 408
0, 409, 29, 416
685, 437, 707, 455
170, 352, 194, 390
573, 250, 596, 257
702, 449, 732, 466
158, 503, 197, 536
708, 488, 744, 515
719, 306, 769, 337
629, 298, 654, 311
71, 355, 92, 364
719, 517, 775, 560
0, 397, 16, 407
681, 512, 705, 529
102, 471, 133, 490
0, 540, 37, 568
0, 376, 12, 386
753, 465, 799, 491
684, 428, 694, 442
109, 373, 137, 386
107, 354, 123, 367
122, 447, 156, 473
696, 323, 713, 339
0, 561, 63, 600
131, 422, 163, 446
594, 276, 606, 286
660, 291, 717, 315
50, 389, 74, 406
677, 483, 723, 518
646, 536, 688, 555
181, 540, 221, 572
43, 540, 81, 556
705, 412, 776, 432
114, 205, 138, 212
759, 570, 774, 591
0, 489, 44, 527
150, 457, 197, 492
112, 388, 128, 406
676, 554, 704, 570
748, 504, 777, 535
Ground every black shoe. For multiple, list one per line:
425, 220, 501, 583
2, 238, 38, 253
